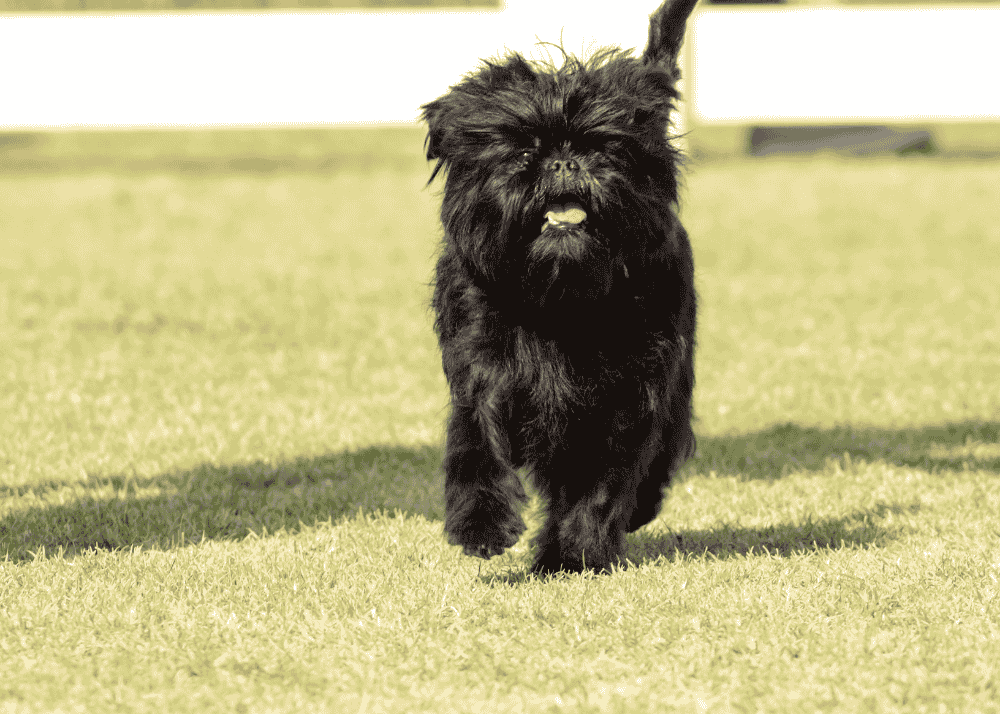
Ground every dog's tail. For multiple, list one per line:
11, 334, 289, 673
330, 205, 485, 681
643, 0, 700, 72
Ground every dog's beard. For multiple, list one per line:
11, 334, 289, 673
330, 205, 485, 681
523, 204, 614, 308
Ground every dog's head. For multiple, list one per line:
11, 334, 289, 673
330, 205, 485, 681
422, 0, 698, 308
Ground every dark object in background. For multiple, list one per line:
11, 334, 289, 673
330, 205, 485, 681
750, 125, 935, 156
421, 0, 699, 573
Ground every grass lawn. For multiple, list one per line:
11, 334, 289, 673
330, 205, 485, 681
1, 129, 999, 712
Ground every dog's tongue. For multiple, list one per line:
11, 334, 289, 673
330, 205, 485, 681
545, 202, 587, 226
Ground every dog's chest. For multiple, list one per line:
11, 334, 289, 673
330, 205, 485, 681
504, 325, 649, 409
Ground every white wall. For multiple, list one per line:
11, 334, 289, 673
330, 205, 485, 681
1, 2, 998, 129
691, 7, 1000, 123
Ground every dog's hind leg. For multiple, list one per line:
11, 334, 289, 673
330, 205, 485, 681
442, 403, 527, 559
627, 421, 694, 532
627, 352, 696, 532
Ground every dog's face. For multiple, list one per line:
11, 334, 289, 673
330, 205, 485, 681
422, 0, 698, 308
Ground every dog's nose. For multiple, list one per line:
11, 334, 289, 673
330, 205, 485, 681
547, 158, 580, 174
546, 157, 584, 194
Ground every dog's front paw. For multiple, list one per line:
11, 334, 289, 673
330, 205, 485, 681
459, 540, 510, 559
445, 511, 526, 559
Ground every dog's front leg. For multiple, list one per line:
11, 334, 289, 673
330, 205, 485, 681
531, 409, 667, 573
531, 446, 643, 574
532, 466, 635, 574
442, 402, 527, 559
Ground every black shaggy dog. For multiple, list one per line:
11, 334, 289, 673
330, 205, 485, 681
421, 0, 699, 573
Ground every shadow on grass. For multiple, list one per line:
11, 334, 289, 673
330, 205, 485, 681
1, 420, 996, 563
627, 502, 922, 567
0, 445, 444, 562
481, 504, 921, 585
692, 420, 1000, 481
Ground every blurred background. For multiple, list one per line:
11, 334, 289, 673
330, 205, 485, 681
1, 0, 998, 161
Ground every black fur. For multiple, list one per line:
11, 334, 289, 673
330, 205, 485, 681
421, 0, 699, 573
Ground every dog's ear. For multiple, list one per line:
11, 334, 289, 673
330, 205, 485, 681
421, 96, 450, 163
642, 0, 699, 72
420, 95, 457, 182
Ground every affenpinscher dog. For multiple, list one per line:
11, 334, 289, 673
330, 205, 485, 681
421, 0, 699, 573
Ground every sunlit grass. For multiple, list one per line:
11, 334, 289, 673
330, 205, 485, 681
1, 136, 999, 712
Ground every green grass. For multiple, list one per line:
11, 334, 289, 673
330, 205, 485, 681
2, 131, 999, 712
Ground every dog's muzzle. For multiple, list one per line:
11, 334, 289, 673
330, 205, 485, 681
526, 203, 611, 306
